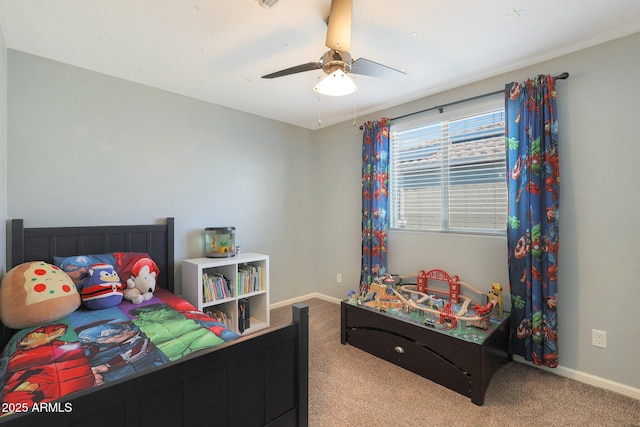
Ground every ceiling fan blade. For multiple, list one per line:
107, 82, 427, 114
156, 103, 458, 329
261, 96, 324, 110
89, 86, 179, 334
325, 0, 351, 52
350, 58, 406, 81
261, 62, 323, 79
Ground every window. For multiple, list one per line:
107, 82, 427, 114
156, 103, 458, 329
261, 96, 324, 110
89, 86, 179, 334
389, 96, 507, 234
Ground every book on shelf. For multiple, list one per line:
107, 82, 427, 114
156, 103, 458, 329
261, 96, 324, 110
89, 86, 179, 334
204, 307, 232, 329
237, 264, 263, 295
202, 272, 232, 302
238, 298, 250, 333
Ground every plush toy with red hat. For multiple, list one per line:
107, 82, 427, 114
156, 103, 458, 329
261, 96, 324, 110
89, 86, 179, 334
123, 257, 159, 304
79, 263, 125, 310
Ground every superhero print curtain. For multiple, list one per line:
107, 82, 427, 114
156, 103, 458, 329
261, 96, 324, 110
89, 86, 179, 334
360, 119, 390, 293
506, 75, 560, 367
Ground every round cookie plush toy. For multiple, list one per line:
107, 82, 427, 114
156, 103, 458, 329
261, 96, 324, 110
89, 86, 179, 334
0, 261, 81, 329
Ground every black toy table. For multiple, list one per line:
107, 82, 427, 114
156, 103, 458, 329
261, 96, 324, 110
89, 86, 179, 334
340, 300, 511, 405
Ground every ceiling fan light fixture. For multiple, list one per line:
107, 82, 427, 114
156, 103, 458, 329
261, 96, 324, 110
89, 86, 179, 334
313, 68, 357, 96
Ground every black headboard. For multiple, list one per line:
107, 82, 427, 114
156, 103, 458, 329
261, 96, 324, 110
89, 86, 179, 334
2, 218, 175, 347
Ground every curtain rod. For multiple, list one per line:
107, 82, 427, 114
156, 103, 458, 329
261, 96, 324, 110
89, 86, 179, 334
359, 72, 569, 129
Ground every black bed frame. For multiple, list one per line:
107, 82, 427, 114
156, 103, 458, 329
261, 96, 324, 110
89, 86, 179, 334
1, 218, 309, 427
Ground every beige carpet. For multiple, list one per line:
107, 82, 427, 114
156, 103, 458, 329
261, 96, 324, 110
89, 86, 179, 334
270, 298, 640, 427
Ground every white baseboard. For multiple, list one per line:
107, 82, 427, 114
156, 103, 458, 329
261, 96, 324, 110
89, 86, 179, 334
512, 355, 640, 401
270, 293, 640, 402
270, 292, 341, 309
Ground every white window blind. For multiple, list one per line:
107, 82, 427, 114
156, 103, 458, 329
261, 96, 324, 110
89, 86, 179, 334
390, 96, 507, 234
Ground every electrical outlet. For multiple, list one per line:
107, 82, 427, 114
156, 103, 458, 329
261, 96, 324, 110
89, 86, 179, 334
336, 273, 343, 283
592, 329, 607, 348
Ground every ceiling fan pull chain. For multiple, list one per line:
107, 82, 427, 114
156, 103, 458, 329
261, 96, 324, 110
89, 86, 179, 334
317, 96, 322, 126
352, 93, 358, 127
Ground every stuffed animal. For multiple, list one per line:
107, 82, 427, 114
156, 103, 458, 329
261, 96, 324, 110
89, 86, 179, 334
123, 258, 159, 304
80, 263, 125, 309
0, 261, 80, 329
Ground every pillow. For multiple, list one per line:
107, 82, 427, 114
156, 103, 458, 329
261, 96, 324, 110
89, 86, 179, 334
54, 252, 153, 288
0, 261, 80, 329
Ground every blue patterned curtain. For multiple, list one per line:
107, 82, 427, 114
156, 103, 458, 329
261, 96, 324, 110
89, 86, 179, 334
506, 75, 559, 367
360, 118, 390, 293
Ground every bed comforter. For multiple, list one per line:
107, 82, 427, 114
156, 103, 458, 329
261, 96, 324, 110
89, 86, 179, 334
0, 288, 239, 411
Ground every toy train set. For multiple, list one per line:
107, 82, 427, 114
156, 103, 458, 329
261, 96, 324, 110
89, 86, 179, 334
349, 268, 504, 331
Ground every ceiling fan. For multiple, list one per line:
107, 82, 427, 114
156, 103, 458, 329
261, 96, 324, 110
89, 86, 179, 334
261, 0, 406, 96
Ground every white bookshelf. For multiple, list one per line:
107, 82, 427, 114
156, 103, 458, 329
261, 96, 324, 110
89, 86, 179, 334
182, 252, 269, 335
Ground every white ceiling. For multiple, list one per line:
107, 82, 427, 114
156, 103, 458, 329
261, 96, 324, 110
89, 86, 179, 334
1, 0, 640, 130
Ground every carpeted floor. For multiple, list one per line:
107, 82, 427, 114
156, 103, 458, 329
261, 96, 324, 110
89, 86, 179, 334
270, 298, 640, 427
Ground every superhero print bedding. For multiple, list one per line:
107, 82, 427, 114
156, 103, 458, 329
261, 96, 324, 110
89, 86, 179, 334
0, 288, 240, 408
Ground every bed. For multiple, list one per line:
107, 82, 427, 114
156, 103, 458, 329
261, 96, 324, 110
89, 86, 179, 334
0, 218, 309, 427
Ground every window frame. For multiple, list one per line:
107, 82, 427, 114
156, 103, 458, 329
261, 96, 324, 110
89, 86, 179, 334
389, 95, 507, 235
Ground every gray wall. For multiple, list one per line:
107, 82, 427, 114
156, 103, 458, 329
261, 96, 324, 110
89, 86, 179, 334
0, 26, 7, 280
312, 32, 640, 394
6, 50, 315, 304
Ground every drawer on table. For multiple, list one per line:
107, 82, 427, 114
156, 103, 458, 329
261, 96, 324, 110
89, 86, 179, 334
347, 328, 472, 398
343, 304, 475, 372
